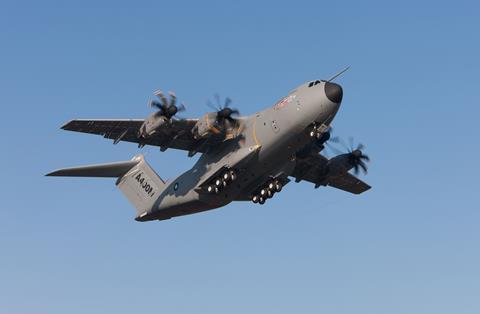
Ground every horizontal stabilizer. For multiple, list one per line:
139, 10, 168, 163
46, 159, 140, 177
47, 154, 166, 220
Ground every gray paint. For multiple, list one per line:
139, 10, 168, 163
48, 79, 370, 222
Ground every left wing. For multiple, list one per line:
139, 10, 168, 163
292, 153, 371, 194
61, 119, 208, 153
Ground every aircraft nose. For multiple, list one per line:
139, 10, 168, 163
324, 82, 343, 103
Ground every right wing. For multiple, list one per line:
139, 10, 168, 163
292, 153, 371, 195
61, 119, 209, 153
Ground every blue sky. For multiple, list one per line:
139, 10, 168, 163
1, 1, 479, 313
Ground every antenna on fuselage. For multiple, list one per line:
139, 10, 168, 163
327, 66, 350, 82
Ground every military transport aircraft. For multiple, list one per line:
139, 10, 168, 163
47, 69, 371, 221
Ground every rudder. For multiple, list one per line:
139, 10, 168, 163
116, 155, 165, 218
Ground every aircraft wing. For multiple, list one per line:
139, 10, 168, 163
292, 153, 371, 194
61, 119, 208, 153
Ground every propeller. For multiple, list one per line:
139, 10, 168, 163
348, 145, 370, 175
315, 127, 340, 156
149, 90, 186, 119
207, 94, 240, 130
326, 135, 370, 175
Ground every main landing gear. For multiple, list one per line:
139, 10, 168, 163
251, 179, 283, 205
206, 168, 237, 194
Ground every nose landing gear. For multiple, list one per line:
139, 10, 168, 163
310, 123, 331, 145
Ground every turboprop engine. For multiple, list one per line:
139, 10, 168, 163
327, 142, 370, 176
192, 95, 241, 140
138, 90, 185, 139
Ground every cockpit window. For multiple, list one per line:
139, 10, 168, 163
308, 80, 322, 88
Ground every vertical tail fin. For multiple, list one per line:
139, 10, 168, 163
46, 154, 165, 219
115, 155, 165, 218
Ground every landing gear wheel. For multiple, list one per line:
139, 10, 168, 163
215, 178, 223, 188
274, 183, 282, 192
258, 197, 265, 205
229, 170, 237, 181
252, 195, 259, 203
266, 189, 273, 199
223, 171, 230, 181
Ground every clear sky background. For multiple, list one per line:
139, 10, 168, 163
1, 1, 479, 313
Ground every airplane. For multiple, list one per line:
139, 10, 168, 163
47, 68, 371, 222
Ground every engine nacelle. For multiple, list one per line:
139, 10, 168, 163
138, 112, 168, 138
191, 113, 221, 139
327, 154, 354, 176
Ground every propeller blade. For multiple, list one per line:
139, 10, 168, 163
207, 99, 218, 111
337, 137, 350, 152
326, 142, 344, 155
329, 136, 340, 143
214, 93, 221, 109
360, 154, 370, 162
167, 105, 178, 117
178, 102, 186, 112
359, 160, 368, 174
168, 91, 177, 107
348, 136, 354, 151
149, 100, 163, 111
224, 97, 232, 107
156, 91, 169, 109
